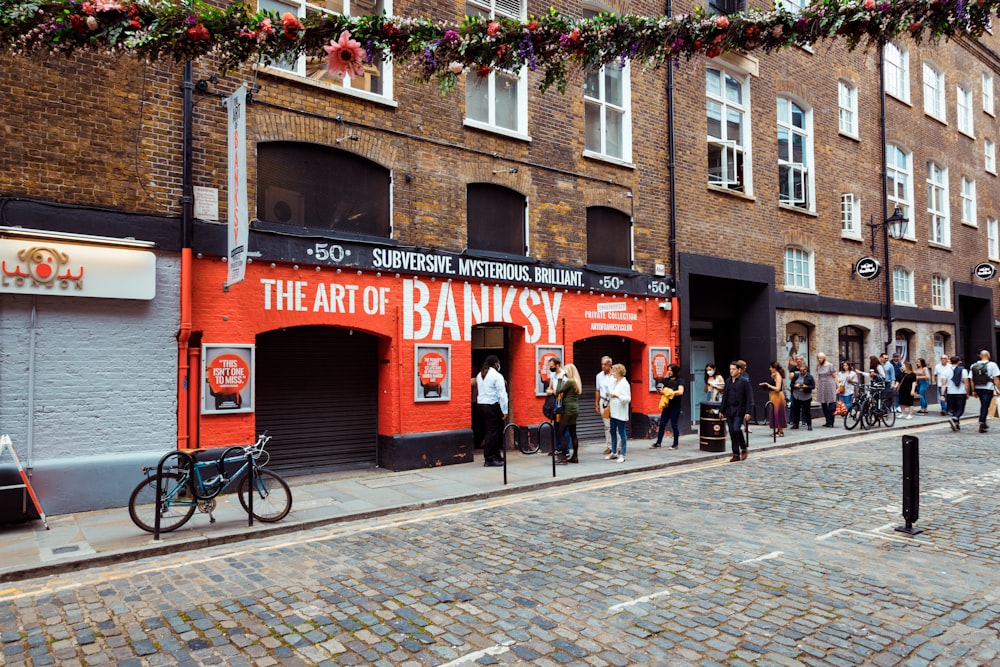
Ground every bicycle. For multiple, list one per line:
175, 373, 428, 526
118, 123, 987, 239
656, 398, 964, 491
128, 433, 292, 533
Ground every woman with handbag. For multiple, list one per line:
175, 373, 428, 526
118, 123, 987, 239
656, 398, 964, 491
651, 363, 685, 449
552, 364, 583, 464
837, 361, 859, 412
606, 364, 631, 463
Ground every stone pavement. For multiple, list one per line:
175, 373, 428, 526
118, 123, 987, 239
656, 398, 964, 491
0, 412, 951, 583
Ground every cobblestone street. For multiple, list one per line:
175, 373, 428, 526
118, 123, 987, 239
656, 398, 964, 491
2, 423, 999, 666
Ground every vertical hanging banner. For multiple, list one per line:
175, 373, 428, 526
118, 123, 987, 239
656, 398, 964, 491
226, 85, 248, 287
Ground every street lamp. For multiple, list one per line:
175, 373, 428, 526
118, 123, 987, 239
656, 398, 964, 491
868, 205, 909, 352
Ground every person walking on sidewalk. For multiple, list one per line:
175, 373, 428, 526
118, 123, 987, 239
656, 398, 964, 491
595, 356, 616, 455
553, 363, 583, 463
476, 355, 508, 467
606, 364, 631, 463
815, 353, 837, 427
945, 355, 971, 431
721, 361, 754, 462
970, 350, 1000, 433
652, 363, 685, 449
934, 354, 952, 416
789, 362, 815, 431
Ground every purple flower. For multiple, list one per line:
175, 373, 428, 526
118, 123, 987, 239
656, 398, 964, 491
880, 2, 890, 10
443, 29, 459, 43
424, 46, 436, 68
795, 16, 809, 31
518, 35, 536, 70
671, 37, 685, 51
954, 0, 966, 22
559, 33, 571, 47
184, 14, 198, 27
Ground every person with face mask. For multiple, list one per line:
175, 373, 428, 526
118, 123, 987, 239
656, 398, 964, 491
705, 363, 724, 401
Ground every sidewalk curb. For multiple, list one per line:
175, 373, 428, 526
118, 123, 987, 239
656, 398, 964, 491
0, 421, 942, 583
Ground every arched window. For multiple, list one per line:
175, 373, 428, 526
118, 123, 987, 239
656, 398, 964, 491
893, 266, 915, 305
886, 143, 913, 228
256, 142, 391, 238
784, 246, 814, 291
466, 184, 527, 257
931, 274, 951, 309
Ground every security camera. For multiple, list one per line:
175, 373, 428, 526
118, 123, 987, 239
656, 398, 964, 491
658, 301, 670, 311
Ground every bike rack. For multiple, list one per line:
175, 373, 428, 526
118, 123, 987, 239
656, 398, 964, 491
501, 423, 521, 484
537, 420, 557, 478
153, 450, 194, 541
764, 401, 777, 443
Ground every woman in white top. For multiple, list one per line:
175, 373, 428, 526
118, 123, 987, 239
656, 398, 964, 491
837, 361, 859, 412
606, 363, 631, 463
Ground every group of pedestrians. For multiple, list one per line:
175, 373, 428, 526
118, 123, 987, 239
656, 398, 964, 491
548, 355, 631, 464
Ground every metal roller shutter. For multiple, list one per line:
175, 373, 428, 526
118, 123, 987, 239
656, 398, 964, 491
255, 326, 378, 475
572, 337, 630, 442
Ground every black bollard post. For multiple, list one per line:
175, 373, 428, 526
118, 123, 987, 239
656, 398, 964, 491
895, 435, 922, 535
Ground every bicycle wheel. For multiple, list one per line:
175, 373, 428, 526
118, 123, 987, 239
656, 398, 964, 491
238, 469, 292, 522
128, 473, 196, 533
843, 402, 862, 430
881, 406, 897, 427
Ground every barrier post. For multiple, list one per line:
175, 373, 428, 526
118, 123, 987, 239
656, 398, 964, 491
764, 401, 776, 443
895, 435, 922, 535
153, 450, 193, 541
536, 421, 556, 478
501, 423, 522, 485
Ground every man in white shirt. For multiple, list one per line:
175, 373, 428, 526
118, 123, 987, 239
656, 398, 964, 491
595, 356, 616, 455
476, 355, 508, 467
944, 355, 971, 431
933, 354, 951, 416
970, 350, 1000, 433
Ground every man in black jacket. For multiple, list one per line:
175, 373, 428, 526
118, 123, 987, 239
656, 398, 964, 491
720, 361, 754, 462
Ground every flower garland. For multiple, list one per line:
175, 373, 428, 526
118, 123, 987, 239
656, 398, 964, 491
0, 0, 995, 92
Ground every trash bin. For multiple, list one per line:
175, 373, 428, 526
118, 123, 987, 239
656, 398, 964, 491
699, 401, 727, 452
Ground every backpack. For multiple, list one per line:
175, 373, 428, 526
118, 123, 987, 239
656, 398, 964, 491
542, 394, 558, 420
971, 362, 991, 386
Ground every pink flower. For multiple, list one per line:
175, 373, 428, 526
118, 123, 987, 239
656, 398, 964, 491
81, 2, 95, 15
86, 15, 98, 29
259, 18, 273, 35
487, 21, 500, 36
448, 61, 464, 74
864, 0, 876, 8
281, 12, 303, 40
323, 30, 367, 80
715, 15, 729, 29
93, 0, 124, 11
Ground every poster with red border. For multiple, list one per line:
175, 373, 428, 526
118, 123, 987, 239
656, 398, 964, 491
648, 347, 672, 391
535, 345, 564, 396
415, 344, 451, 402
203, 344, 255, 414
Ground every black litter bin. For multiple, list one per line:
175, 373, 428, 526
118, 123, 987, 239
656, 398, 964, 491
699, 401, 727, 452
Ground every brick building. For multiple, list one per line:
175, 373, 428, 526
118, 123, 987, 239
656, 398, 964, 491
0, 1, 997, 512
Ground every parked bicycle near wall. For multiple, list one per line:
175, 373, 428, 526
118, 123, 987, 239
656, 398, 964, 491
843, 382, 896, 430
128, 433, 292, 533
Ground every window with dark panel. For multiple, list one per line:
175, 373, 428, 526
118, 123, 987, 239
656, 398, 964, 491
586, 206, 632, 269
466, 183, 526, 256
256, 142, 391, 239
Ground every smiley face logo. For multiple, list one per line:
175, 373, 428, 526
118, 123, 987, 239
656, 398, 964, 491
17, 247, 69, 284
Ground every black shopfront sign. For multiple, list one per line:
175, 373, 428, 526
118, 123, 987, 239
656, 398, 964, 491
973, 262, 996, 280
855, 256, 881, 280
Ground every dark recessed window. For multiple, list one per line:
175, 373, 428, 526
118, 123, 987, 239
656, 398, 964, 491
587, 206, 632, 269
257, 142, 391, 238
709, 0, 743, 14
467, 183, 526, 256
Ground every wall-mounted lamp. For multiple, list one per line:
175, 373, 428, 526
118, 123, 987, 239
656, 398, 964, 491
608, 192, 634, 203
335, 132, 359, 143
492, 167, 519, 174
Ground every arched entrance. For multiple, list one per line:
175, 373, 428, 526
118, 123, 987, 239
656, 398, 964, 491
573, 336, 631, 441
255, 325, 379, 475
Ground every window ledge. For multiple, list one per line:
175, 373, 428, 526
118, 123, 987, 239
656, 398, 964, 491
463, 119, 531, 143
582, 150, 636, 169
462, 248, 533, 263
989, 255, 1000, 262
251, 220, 397, 246
784, 286, 818, 295
778, 203, 818, 217
707, 184, 755, 201
931, 305, 954, 312
894, 301, 917, 307
584, 263, 637, 275
988, 169, 998, 176
838, 130, 861, 142
961, 220, 979, 228
959, 129, 976, 140
925, 112, 948, 126
255, 64, 398, 108
887, 92, 912, 107
841, 232, 864, 242
928, 241, 953, 251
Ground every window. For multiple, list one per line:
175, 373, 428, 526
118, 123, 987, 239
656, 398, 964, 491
784, 246, 814, 291
988, 217, 999, 261
933, 332, 947, 360
960, 177, 977, 226
775, 0, 805, 11
893, 267, 914, 305
838, 325, 865, 370
987, 140, 997, 174
886, 143, 913, 228
256, 142, 391, 238
466, 184, 526, 256
838, 79, 858, 137
957, 85, 974, 136
884, 41, 909, 102
841, 193, 861, 238
984, 72, 995, 115
584, 8, 631, 163
923, 62, 945, 120
707, 67, 751, 194
931, 274, 951, 309
465, 0, 527, 136
926, 162, 949, 246
586, 207, 633, 269
258, 0, 390, 97
709, 0, 744, 13
777, 96, 813, 210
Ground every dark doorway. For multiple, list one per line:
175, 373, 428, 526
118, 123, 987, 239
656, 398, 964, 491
471, 324, 512, 451
572, 336, 632, 442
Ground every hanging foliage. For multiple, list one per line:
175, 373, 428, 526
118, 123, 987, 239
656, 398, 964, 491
0, 0, 995, 92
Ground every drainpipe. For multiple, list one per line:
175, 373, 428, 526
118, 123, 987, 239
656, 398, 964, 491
177, 60, 196, 450
878, 46, 893, 354
666, 0, 681, 356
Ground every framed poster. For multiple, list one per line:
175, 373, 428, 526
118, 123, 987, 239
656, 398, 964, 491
648, 347, 672, 390
535, 345, 564, 396
415, 344, 451, 402
202, 344, 254, 414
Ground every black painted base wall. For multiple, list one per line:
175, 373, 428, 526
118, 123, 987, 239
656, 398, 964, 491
378, 430, 474, 471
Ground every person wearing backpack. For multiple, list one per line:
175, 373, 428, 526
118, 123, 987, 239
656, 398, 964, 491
945, 355, 972, 431
970, 350, 1000, 433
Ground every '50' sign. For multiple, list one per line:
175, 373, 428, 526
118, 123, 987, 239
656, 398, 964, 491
307, 243, 352, 263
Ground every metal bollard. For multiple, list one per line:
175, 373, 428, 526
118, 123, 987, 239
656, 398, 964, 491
536, 421, 556, 478
895, 435, 922, 535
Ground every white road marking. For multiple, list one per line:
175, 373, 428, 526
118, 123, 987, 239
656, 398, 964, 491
437, 641, 514, 665
608, 589, 672, 613
740, 550, 784, 564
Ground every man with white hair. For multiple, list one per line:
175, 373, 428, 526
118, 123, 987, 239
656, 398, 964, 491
934, 354, 952, 416
970, 350, 1000, 433
595, 356, 616, 454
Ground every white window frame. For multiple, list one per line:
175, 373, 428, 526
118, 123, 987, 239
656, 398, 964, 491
886, 143, 914, 238
957, 84, 975, 137
775, 0, 806, 11
841, 193, 862, 240
464, 0, 528, 138
986, 140, 997, 174
582, 7, 632, 167
893, 267, 915, 306
777, 96, 814, 211
926, 162, 950, 246
884, 41, 910, 102
923, 62, 946, 121
257, 0, 393, 101
984, 72, 995, 116
931, 274, 951, 310
707, 66, 753, 195
783, 246, 815, 292
960, 177, 977, 227
988, 217, 999, 261
838, 79, 858, 138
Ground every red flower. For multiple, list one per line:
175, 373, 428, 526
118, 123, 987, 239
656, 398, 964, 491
487, 21, 500, 36
382, 21, 397, 36
907, 21, 923, 33
128, 19, 140, 29
706, 44, 722, 58
569, 28, 580, 42
477, 64, 491, 77
281, 12, 303, 41
69, 13, 87, 33
186, 22, 210, 41
527, 20, 538, 31
497, 44, 509, 57
693, 39, 702, 50
715, 15, 729, 29
864, 0, 876, 9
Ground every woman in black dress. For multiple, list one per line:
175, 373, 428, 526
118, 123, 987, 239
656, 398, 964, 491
897, 362, 917, 420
